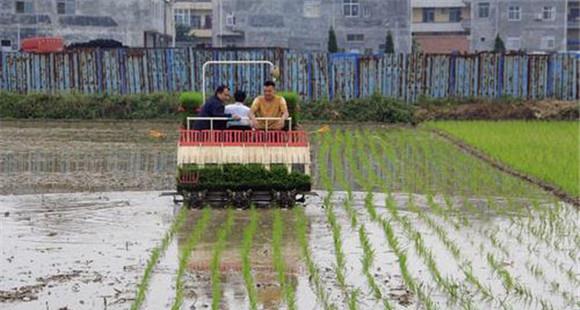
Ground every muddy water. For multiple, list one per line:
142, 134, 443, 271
1, 121, 578, 310
0, 120, 179, 195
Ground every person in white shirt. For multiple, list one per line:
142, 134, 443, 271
224, 90, 251, 130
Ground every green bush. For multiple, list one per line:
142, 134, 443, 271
278, 91, 301, 128
0, 91, 180, 119
177, 164, 311, 191
178, 91, 204, 127
179, 92, 203, 111
300, 92, 415, 123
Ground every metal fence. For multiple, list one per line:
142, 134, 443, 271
1, 48, 578, 101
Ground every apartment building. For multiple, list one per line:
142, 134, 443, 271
0, 0, 171, 50
470, 0, 566, 52
173, 0, 213, 47
210, 0, 411, 53
411, 0, 470, 53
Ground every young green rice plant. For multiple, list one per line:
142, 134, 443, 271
272, 208, 296, 310
399, 197, 475, 308
330, 130, 357, 228
210, 209, 235, 310
317, 129, 333, 191
172, 208, 212, 310
131, 206, 189, 310
358, 185, 437, 309
324, 200, 347, 290
358, 223, 393, 309
485, 252, 517, 294
294, 207, 337, 310
485, 250, 556, 309
240, 206, 260, 310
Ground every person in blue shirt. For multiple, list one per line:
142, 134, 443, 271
193, 85, 240, 130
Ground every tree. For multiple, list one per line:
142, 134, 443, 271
494, 34, 505, 53
175, 24, 194, 42
384, 31, 395, 53
328, 27, 338, 53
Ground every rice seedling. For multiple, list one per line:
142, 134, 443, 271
131, 206, 189, 310
324, 200, 347, 290
400, 197, 475, 308
358, 224, 394, 309
272, 208, 296, 310
429, 121, 579, 197
210, 209, 235, 310
330, 130, 357, 228
294, 207, 337, 310
240, 206, 259, 310
172, 208, 212, 310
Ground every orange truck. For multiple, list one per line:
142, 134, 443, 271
20, 37, 64, 53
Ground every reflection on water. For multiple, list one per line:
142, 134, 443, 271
175, 209, 302, 309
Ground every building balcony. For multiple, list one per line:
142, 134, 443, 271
412, 22, 469, 33
412, 0, 467, 8
188, 29, 212, 38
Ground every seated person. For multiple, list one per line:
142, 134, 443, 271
224, 90, 251, 130
193, 85, 240, 130
249, 80, 288, 130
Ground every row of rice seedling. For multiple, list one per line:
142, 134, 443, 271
428, 121, 579, 197
131, 206, 189, 310
343, 129, 438, 309
357, 131, 472, 305
357, 129, 562, 309
413, 136, 564, 308
240, 206, 259, 310
294, 207, 337, 310
172, 208, 212, 310
272, 208, 297, 310
210, 209, 235, 310
318, 131, 359, 308
329, 130, 357, 228
340, 130, 397, 309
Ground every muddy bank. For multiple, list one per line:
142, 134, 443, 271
415, 100, 579, 122
0, 191, 178, 309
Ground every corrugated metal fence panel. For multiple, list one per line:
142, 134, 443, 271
0, 49, 577, 101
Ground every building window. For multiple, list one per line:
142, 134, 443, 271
225, 13, 235, 27
1, 40, 11, 47
541, 36, 555, 49
363, 6, 371, 18
542, 6, 555, 20
506, 37, 521, 50
57, 0, 76, 15
204, 15, 212, 29
508, 6, 521, 21
478, 2, 489, 18
15, 1, 34, 14
343, 0, 359, 17
190, 14, 202, 28
422, 8, 435, 22
303, 1, 321, 18
570, 4, 580, 21
449, 8, 462, 22
175, 9, 189, 25
346, 34, 364, 42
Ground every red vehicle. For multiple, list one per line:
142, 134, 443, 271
20, 37, 64, 53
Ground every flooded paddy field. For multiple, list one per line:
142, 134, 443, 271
1, 120, 578, 309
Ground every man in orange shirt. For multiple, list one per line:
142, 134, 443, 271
249, 80, 289, 130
